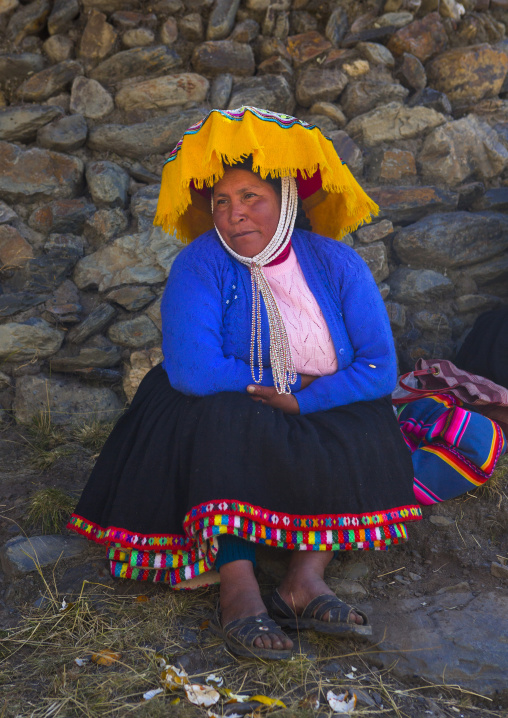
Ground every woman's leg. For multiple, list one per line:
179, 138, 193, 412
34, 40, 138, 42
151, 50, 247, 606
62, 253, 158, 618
216, 536, 293, 651
277, 551, 364, 624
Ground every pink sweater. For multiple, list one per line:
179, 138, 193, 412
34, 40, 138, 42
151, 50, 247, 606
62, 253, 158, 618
263, 248, 338, 376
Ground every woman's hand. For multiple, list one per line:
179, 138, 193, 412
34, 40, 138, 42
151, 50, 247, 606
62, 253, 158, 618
247, 385, 300, 414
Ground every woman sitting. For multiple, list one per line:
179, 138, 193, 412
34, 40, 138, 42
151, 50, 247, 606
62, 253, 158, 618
68, 107, 422, 660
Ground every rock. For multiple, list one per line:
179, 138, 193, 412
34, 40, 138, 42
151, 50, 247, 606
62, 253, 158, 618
178, 13, 204, 42
0, 200, 17, 224
427, 43, 508, 107
429, 514, 454, 526
355, 242, 389, 283
368, 186, 458, 225
145, 295, 162, 330
122, 28, 155, 48
375, 11, 414, 27
342, 59, 370, 79
357, 41, 395, 68
87, 107, 204, 159
387, 12, 448, 62
342, 25, 401, 49
192, 40, 255, 76
79, 10, 118, 64
69, 76, 113, 119
85, 161, 130, 209
393, 211, 508, 270
47, 0, 80, 35
106, 285, 156, 311
84, 208, 129, 244
108, 314, 161, 348
387, 268, 454, 304
379, 148, 417, 183
207, 0, 240, 39
13, 373, 123, 424
44, 233, 84, 259
346, 102, 445, 147
0, 318, 63, 361
420, 115, 508, 186
472, 187, 508, 211
49, 346, 122, 371
454, 294, 503, 314
90, 46, 181, 86
309, 102, 346, 128
74, 228, 182, 292
17, 253, 78, 294
43, 35, 75, 63
260, 37, 291, 62
110, 11, 157, 31
228, 75, 294, 114
131, 184, 160, 231
412, 310, 450, 334
29, 198, 95, 235
329, 130, 364, 178
329, 578, 368, 597
6, 0, 50, 44
386, 301, 406, 331
115, 73, 209, 111
0, 53, 46, 89
325, 6, 348, 46
160, 17, 178, 44
16, 60, 83, 102
398, 52, 426, 91
341, 77, 408, 119
43, 279, 81, 324
210, 73, 233, 109
407, 87, 451, 115
366, 590, 508, 695
1, 535, 88, 577
123, 347, 163, 402
36, 114, 88, 152
66, 304, 116, 344
355, 219, 394, 244
295, 67, 347, 107
0, 225, 34, 267
0, 0, 18, 15
286, 31, 332, 68
491, 561, 508, 579
258, 56, 293, 82
466, 251, 508, 294
0, 142, 84, 202
0, 292, 50, 318
230, 18, 260, 43
0, 105, 62, 143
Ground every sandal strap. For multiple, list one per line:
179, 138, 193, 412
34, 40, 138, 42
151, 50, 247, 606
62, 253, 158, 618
222, 612, 287, 647
269, 589, 297, 620
301, 594, 359, 624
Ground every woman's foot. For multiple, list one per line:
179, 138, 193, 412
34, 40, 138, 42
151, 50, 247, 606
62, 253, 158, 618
277, 552, 365, 625
219, 560, 293, 652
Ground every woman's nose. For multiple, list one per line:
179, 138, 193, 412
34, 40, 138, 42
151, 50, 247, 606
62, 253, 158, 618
229, 199, 246, 223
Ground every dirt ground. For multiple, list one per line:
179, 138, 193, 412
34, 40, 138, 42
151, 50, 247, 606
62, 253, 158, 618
0, 420, 507, 718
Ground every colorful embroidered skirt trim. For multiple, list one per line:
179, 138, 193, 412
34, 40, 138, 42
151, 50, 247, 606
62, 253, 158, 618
68, 500, 422, 587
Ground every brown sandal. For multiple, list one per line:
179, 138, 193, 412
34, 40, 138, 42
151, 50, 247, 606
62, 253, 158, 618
210, 606, 293, 660
267, 589, 372, 637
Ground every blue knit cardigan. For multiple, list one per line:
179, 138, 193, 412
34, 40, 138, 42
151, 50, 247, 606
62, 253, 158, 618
161, 228, 397, 415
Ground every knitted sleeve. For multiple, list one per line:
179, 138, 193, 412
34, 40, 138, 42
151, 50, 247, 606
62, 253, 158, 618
161, 249, 277, 396
295, 246, 397, 414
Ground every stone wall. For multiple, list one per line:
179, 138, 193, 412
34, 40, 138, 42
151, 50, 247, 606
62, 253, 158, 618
1, 0, 508, 424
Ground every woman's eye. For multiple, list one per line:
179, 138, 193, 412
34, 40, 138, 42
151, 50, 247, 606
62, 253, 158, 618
244, 192, 256, 199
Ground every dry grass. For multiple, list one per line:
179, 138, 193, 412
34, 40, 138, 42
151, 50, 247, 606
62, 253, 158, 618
0, 566, 503, 718
477, 454, 508, 508
25, 488, 76, 534
71, 421, 115, 452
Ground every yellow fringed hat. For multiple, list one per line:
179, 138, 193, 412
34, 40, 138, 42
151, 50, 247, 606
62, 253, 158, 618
154, 106, 378, 243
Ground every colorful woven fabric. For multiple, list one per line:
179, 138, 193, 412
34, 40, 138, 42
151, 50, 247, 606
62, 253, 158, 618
154, 106, 378, 242
69, 500, 421, 587
397, 394, 506, 505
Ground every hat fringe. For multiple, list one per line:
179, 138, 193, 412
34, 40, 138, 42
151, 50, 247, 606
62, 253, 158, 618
154, 108, 378, 243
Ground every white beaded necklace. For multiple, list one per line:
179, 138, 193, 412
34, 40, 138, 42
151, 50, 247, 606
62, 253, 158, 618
213, 175, 298, 394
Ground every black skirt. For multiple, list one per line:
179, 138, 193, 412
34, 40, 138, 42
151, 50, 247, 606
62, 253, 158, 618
68, 365, 422, 586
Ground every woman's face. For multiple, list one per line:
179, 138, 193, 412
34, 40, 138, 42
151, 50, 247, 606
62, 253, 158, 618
212, 168, 281, 258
